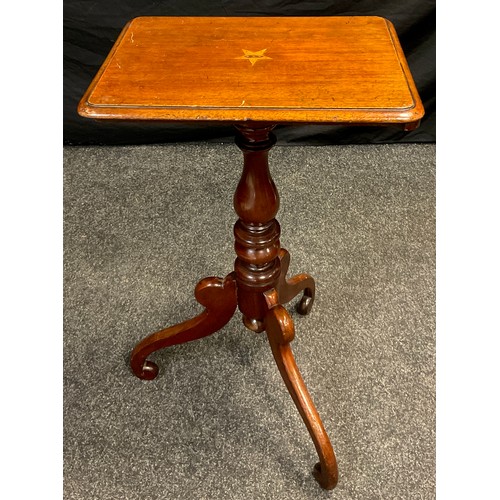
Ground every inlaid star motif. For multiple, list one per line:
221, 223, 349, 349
236, 48, 272, 66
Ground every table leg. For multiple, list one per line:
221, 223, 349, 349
234, 123, 338, 490
264, 289, 338, 490
130, 274, 237, 380
276, 248, 316, 316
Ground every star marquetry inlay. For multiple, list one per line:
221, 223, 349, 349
235, 49, 272, 66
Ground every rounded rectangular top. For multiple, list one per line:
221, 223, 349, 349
78, 16, 424, 129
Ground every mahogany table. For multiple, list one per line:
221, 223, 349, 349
78, 16, 424, 490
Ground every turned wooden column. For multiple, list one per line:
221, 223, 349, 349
233, 123, 281, 333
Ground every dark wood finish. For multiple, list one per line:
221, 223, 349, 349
128, 123, 337, 489
264, 289, 338, 490
276, 248, 316, 315
79, 15, 425, 490
233, 123, 281, 332
78, 16, 424, 129
130, 274, 237, 380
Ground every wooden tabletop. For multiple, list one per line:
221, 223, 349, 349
78, 16, 424, 129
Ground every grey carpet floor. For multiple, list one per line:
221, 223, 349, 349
64, 143, 435, 500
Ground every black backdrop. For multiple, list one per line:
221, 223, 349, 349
64, 0, 435, 145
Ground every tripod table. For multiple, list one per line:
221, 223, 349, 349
78, 16, 424, 490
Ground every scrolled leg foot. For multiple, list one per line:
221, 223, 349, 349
313, 461, 337, 491
263, 290, 338, 490
130, 273, 237, 380
134, 360, 159, 381
277, 249, 316, 315
296, 294, 314, 316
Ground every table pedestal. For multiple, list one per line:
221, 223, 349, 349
130, 123, 338, 490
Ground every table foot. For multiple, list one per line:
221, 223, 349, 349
264, 289, 338, 490
130, 274, 237, 380
277, 248, 316, 316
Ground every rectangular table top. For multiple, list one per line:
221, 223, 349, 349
78, 16, 424, 129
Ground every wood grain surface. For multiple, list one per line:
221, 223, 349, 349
78, 16, 424, 128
